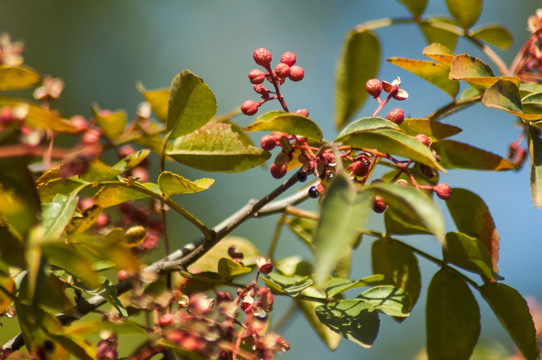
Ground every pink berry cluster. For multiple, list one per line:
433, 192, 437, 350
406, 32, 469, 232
241, 48, 306, 116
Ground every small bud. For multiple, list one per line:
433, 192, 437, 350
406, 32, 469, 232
159, 313, 175, 328
248, 69, 266, 84
434, 183, 452, 200
117, 269, 130, 282
365, 79, 382, 98
270, 162, 288, 179
82, 128, 102, 145
386, 108, 404, 125
241, 99, 259, 116
280, 51, 296, 66
275, 63, 290, 78
288, 65, 304, 81
70, 115, 88, 132
372, 195, 387, 213
256, 257, 273, 274
253, 48, 272, 67
415, 133, 432, 146
260, 135, 276, 151
295, 108, 309, 117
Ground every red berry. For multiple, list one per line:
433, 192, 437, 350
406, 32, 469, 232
415, 133, 432, 146
270, 163, 288, 179
117, 269, 130, 281
372, 195, 387, 213
248, 69, 266, 84
351, 160, 369, 177
256, 257, 273, 274
295, 108, 309, 117
159, 313, 175, 328
288, 65, 304, 81
280, 51, 297, 66
260, 135, 276, 151
386, 108, 404, 125
82, 128, 101, 145
241, 99, 259, 116
253, 48, 272, 67
275, 63, 290, 78
434, 183, 452, 200
70, 115, 88, 132
366, 79, 383, 98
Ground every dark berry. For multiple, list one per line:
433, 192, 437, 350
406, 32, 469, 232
366, 79, 383, 98
386, 108, 404, 125
248, 69, 266, 84
296, 170, 307, 182
270, 162, 288, 179
253, 48, 272, 67
288, 65, 304, 81
241, 99, 259, 116
260, 135, 276, 151
275, 63, 290, 78
280, 51, 296, 66
434, 183, 452, 200
415, 133, 432, 147
308, 186, 320, 198
351, 159, 370, 177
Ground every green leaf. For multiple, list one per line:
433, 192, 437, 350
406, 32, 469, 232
444, 0, 482, 29
137, 82, 169, 122
92, 183, 158, 208
387, 57, 459, 98
166, 122, 271, 172
43, 243, 100, 288
325, 275, 386, 298
261, 273, 314, 297
217, 258, 252, 280
528, 126, 542, 208
432, 139, 516, 171
481, 79, 542, 120
449, 54, 495, 85
443, 232, 494, 280
158, 171, 214, 196
445, 188, 499, 274
522, 92, 542, 115
315, 299, 380, 348
336, 127, 445, 171
400, 118, 461, 140
367, 182, 445, 241
480, 283, 539, 360
419, 18, 459, 50
112, 149, 151, 172
189, 237, 260, 272
80, 159, 122, 182
335, 29, 380, 130
336, 117, 400, 139
422, 43, 455, 66
396, 0, 428, 17
91, 105, 126, 141
426, 269, 480, 360
0, 226, 25, 268
372, 239, 421, 310
0, 64, 42, 90
384, 206, 432, 235
166, 70, 217, 138
471, 25, 513, 50
287, 216, 317, 249
357, 285, 411, 317
244, 111, 323, 140
42, 194, 78, 242
48, 334, 96, 360
313, 172, 372, 285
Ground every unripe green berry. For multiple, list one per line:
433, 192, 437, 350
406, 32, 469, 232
366, 79, 382, 98
288, 65, 304, 81
386, 108, 404, 125
241, 99, 259, 116
253, 48, 272, 67
280, 51, 296, 66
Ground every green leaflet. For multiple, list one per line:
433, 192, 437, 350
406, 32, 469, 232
91, 105, 126, 141
396, 0, 428, 17
244, 111, 323, 140
158, 171, 214, 196
444, 0, 482, 29
432, 139, 515, 171
137, 82, 169, 122
528, 126, 542, 208
471, 25, 513, 50
0, 64, 41, 90
41, 194, 78, 242
443, 232, 494, 280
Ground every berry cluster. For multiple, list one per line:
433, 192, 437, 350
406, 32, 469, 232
241, 48, 306, 116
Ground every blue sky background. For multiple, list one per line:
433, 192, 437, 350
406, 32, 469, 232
1, 0, 541, 358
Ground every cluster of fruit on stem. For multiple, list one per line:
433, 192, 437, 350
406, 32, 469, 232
241, 49, 452, 213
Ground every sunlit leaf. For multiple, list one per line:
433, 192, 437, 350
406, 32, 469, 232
0, 270, 14, 313
384, 206, 432, 235
325, 275, 386, 299
443, 232, 494, 280
481, 79, 542, 120
48, 333, 96, 360
432, 139, 515, 171
528, 126, 542, 208
445, 188, 499, 273
396, 0, 428, 17
158, 171, 214, 196
522, 92, 542, 115
426, 269, 480, 360
93, 182, 159, 208
80, 159, 122, 182
337, 127, 445, 171
0, 226, 25, 268
244, 111, 323, 140
480, 283, 539, 360
335, 29, 380, 130
372, 239, 421, 312
166, 70, 217, 138
387, 57, 459, 98
275, 256, 314, 277
112, 149, 151, 172
137, 82, 168, 122
42, 194, 78, 242
357, 285, 411, 317
188, 237, 260, 273
315, 299, 380, 348
419, 18, 459, 50
286, 216, 317, 249
444, 0, 482, 29
422, 43, 455, 66
336, 117, 400, 139
43, 243, 100, 288
367, 182, 445, 241
91, 105, 126, 141
471, 25, 513, 50
313, 172, 372, 285
0, 64, 41, 90
217, 258, 252, 280
166, 122, 271, 172
400, 118, 461, 140
261, 273, 313, 297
